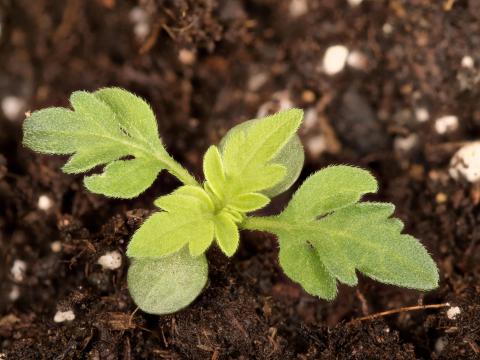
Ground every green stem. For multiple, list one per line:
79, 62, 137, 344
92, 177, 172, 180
242, 216, 288, 233
161, 155, 199, 186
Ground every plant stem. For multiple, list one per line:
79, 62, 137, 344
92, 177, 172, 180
242, 216, 287, 232
161, 156, 199, 186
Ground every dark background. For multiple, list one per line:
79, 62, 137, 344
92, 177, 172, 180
0, 0, 479, 358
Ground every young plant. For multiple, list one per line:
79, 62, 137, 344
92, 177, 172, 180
23, 88, 439, 314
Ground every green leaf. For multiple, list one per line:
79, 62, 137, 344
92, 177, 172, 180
94, 87, 162, 147
243, 165, 439, 299
280, 165, 378, 222
154, 185, 214, 213
312, 203, 439, 289
84, 158, 162, 198
219, 115, 304, 197
23, 88, 196, 198
220, 109, 303, 195
127, 211, 215, 258
214, 211, 240, 257
228, 192, 270, 212
203, 145, 226, 199
277, 232, 337, 299
128, 249, 208, 315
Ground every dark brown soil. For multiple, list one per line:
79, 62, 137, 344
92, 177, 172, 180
1, 0, 480, 359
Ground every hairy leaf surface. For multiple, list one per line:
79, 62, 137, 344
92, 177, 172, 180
128, 249, 208, 314
219, 109, 303, 196
219, 115, 304, 197
23, 88, 193, 198
244, 165, 439, 299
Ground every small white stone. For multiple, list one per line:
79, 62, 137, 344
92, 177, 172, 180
394, 134, 418, 153
415, 107, 430, 122
9, 285, 20, 301
323, 45, 349, 75
435, 337, 448, 353
248, 72, 268, 92
461, 55, 474, 69
0, 353, 6, 360
307, 135, 327, 158
178, 49, 196, 65
446, 306, 461, 319
11, 260, 27, 282
289, 0, 308, 18
97, 251, 122, 270
54, 310, 75, 323
347, 50, 368, 70
129, 7, 150, 40
348, 0, 363, 6
450, 142, 480, 182
435, 115, 458, 134
51, 241, 62, 253
303, 107, 318, 130
382, 23, 394, 35
38, 194, 53, 211
1, 96, 26, 121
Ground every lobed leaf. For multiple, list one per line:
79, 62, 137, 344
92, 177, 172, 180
244, 165, 439, 299
222, 109, 303, 177
277, 231, 337, 299
219, 114, 305, 198
280, 165, 378, 222
84, 158, 162, 199
128, 249, 208, 315
94, 87, 162, 148
23, 88, 193, 198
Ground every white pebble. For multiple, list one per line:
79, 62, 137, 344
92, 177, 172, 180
435, 115, 458, 134
97, 251, 122, 270
307, 135, 327, 158
461, 55, 474, 69
435, 337, 448, 353
415, 107, 430, 122
323, 45, 349, 75
348, 0, 363, 6
303, 107, 318, 130
54, 310, 75, 323
178, 49, 196, 65
248, 72, 268, 92
382, 23, 394, 35
446, 306, 461, 319
38, 194, 53, 211
0, 353, 6, 360
450, 142, 480, 182
11, 260, 27, 282
347, 50, 368, 70
289, 0, 308, 18
129, 7, 150, 40
9, 285, 20, 301
50, 241, 62, 253
1, 96, 26, 121
394, 134, 418, 153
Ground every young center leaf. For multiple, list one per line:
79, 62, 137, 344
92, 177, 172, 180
218, 109, 303, 198
219, 114, 305, 198
243, 165, 439, 299
23, 88, 197, 199
128, 248, 208, 315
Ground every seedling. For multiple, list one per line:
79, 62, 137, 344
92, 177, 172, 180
23, 88, 439, 314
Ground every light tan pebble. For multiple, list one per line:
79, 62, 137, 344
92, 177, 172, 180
97, 251, 122, 270
323, 45, 349, 75
54, 310, 75, 323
